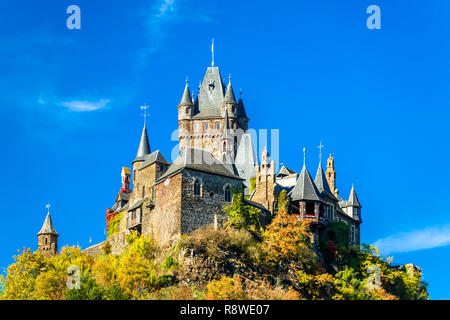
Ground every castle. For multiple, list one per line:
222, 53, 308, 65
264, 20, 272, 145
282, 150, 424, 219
37, 56, 362, 257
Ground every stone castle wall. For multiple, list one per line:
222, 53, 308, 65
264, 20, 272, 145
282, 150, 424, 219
180, 169, 242, 235
83, 230, 130, 256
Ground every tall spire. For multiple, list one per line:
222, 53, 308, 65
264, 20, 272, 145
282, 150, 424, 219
224, 74, 236, 104
134, 123, 151, 162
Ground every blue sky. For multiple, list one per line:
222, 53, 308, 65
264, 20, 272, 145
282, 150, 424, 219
0, 0, 449, 299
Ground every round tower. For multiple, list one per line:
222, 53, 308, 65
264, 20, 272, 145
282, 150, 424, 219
37, 205, 58, 258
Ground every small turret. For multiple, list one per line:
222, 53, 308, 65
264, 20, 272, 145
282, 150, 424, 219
37, 205, 58, 258
178, 80, 193, 121
325, 154, 338, 197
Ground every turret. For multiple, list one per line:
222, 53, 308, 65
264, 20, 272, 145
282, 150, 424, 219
178, 80, 193, 121
325, 154, 339, 197
132, 123, 151, 195
37, 205, 58, 258
224, 75, 238, 121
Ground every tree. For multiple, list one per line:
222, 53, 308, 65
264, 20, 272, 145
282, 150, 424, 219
224, 189, 261, 232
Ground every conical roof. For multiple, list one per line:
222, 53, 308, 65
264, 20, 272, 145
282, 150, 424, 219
38, 213, 58, 236
290, 165, 322, 202
314, 162, 334, 198
348, 184, 361, 208
180, 82, 193, 106
134, 124, 151, 162
224, 80, 236, 104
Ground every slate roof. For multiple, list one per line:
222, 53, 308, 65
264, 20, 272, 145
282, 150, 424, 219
235, 133, 257, 180
289, 165, 322, 202
237, 98, 248, 120
38, 213, 58, 236
139, 150, 170, 170
156, 147, 243, 184
116, 192, 131, 202
277, 165, 297, 177
134, 124, 151, 162
347, 185, 361, 208
194, 67, 225, 119
314, 163, 336, 200
180, 82, 193, 106
128, 197, 148, 211
224, 79, 236, 104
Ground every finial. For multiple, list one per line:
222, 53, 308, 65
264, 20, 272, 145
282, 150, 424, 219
45, 202, 51, 214
239, 88, 242, 99
303, 147, 306, 168
318, 141, 324, 163
228, 73, 231, 82
185, 76, 189, 85
211, 38, 214, 67
140, 104, 150, 126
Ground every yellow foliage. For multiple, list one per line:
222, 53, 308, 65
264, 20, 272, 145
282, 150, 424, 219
206, 275, 246, 300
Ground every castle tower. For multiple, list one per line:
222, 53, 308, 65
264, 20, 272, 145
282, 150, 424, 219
37, 205, 58, 258
120, 167, 131, 193
252, 147, 276, 211
325, 154, 339, 197
178, 80, 193, 136
132, 123, 151, 196
176, 46, 249, 161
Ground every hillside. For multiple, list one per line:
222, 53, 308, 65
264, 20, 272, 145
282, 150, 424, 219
0, 191, 428, 300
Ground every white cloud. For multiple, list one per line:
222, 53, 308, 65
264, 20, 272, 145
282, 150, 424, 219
60, 99, 110, 112
374, 225, 450, 253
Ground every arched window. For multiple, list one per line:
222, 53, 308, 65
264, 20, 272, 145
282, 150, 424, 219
224, 185, 232, 202
194, 179, 201, 196
223, 141, 227, 152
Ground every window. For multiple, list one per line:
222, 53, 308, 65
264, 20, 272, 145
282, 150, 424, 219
305, 202, 315, 216
216, 122, 220, 130
194, 179, 201, 196
224, 186, 232, 202
351, 225, 356, 244
232, 106, 235, 113
142, 186, 145, 198
194, 123, 199, 131
204, 123, 209, 130
223, 141, 226, 152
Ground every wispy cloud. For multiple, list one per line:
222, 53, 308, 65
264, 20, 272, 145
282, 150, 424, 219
374, 225, 450, 253
138, 0, 216, 64
60, 99, 110, 112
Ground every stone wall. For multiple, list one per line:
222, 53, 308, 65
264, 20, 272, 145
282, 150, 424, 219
83, 230, 130, 257
180, 169, 242, 235
145, 173, 182, 247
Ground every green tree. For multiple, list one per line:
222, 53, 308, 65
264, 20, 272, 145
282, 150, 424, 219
224, 189, 261, 232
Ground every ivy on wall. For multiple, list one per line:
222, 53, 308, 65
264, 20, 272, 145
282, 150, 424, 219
107, 211, 124, 238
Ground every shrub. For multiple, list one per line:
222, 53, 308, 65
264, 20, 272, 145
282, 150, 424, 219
206, 275, 246, 300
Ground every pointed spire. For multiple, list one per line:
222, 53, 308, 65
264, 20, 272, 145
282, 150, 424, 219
315, 162, 333, 196
134, 124, 151, 162
290, 164, 321, 202
224, 74, 236, 104
180, 79, 193, 106
38, 210, 58, 236
348, 184, 361, 208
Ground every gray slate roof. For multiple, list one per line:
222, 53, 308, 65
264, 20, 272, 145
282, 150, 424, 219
347, 185, 361, 208
237, 98, 248, 120
224, 80, 236, 104
134, 124, 151, 162
277, 165, 297, 177
156, 147, 242, 183
314, 163, 336, 199
289, 165, 322, 202
195, 67, 225, 119
180, 83, 193, 106
139, 150, 170, 170
38, 213, 58, 236
235, 133, 257, 180
128, 197, 148, 211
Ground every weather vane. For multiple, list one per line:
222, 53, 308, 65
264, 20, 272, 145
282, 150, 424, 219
318, 141, 324, 162
140, 104, 150, 125
45, 202, 51, 213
